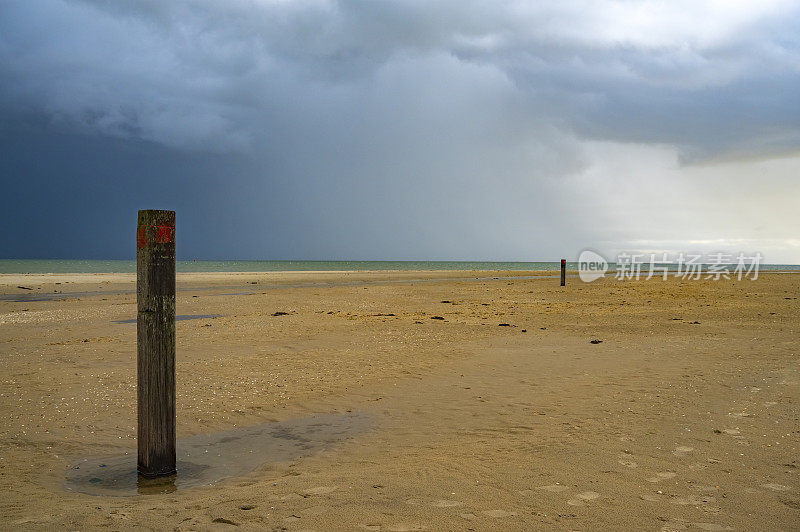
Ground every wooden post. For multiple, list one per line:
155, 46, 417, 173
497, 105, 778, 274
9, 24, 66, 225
560, 258, 566, 286
137, 210, 176, 477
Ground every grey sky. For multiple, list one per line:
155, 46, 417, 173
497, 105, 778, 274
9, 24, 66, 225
2, 0, 799, 262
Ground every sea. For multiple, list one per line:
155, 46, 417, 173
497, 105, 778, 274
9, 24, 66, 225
0, 259, 798, 274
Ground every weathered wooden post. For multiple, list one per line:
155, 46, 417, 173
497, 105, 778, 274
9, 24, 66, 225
560, 258, 566, 286
137, 210, 176, 477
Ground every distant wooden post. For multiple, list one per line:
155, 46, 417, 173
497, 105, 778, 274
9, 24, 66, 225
560, 258, 566, 286
137, 210, 176, 477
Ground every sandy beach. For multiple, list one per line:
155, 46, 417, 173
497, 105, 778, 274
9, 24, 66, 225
0, 270, 798, 530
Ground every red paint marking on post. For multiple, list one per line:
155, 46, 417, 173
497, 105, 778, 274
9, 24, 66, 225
137, 228, 148, 249
154, 225, 175, 244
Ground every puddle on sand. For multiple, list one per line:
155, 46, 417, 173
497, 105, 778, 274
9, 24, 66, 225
112, 314, 223, 324
64, 412, 370, 496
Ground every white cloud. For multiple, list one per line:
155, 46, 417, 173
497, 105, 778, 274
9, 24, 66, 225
566, 142, 800, 263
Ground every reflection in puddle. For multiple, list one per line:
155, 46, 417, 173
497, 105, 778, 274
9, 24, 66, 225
137, 473, 178, 494
65, 412, 369, 496
112, 314, 223, 324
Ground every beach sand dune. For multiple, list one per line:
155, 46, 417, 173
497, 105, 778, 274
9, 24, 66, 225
0, 271, 798, 529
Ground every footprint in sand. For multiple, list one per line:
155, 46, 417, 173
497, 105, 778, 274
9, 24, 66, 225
671, 494, 716, 506
387, 524, 427, 531
567, 491, 600, 506
481, 509, 517, 518
693, 523, 733, 531
431, 500, 464, 508
298, 505, 328, 518
690, 485, 719, 493
762, 483, 792, 491
722, 428, 740, 435
780, 496, 800, 510
618, 458, 638, 468
672, 446, 694, 457
647, 472, 677, 483
535, 484, 570, 493
304, 486, 337, 495
360, 524, 428, 531
660, 518, 689, 531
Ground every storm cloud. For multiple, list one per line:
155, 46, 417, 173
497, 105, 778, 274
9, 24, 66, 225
2, 0, 799, 262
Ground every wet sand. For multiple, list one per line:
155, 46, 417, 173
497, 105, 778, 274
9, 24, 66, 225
1, 271, 798, 530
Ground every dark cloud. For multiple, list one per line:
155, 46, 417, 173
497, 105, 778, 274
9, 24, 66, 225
1, 1, 799, 261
